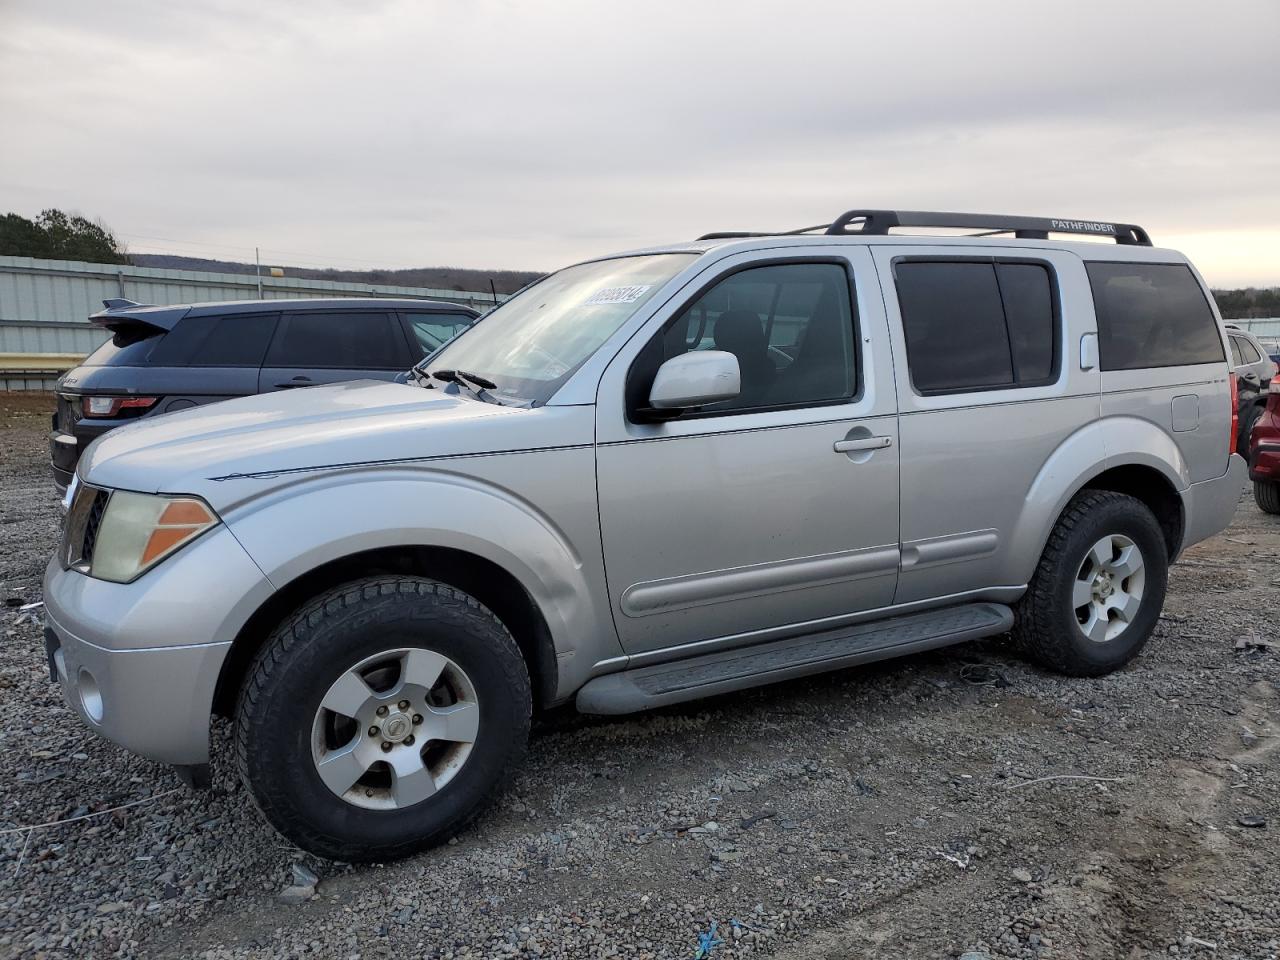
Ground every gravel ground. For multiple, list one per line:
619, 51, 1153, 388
0, 391, 1277, 960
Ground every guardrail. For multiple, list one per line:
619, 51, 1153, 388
0, 352, 83, 372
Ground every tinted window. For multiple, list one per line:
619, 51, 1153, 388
1086, 262, 1224, 370
998, 263, 1055, 383
148, 313, 277, 367
404, 312, 474, 358
80, 326, 163, 366
654, 262, 856, 413
265, 312, 404, 369
895, 260, 1058, 394
1239, 337, 1262, 364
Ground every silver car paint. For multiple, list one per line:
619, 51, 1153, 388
43, 233, 1247, 768
594, 246, 901, 654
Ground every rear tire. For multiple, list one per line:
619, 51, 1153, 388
1255, 480, 1280, 515
1013, 491, 1168, 677
235, 576, 531, 863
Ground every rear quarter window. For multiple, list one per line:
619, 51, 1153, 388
1086, 262, 1225, 371
147, 313, 278, 367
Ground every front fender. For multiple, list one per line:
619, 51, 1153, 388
1004, 416, 1191, 585
219, 462, 618, 694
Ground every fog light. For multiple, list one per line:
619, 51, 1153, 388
78, 668, 104, 723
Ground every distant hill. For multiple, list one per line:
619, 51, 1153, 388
129, 254, 544, 296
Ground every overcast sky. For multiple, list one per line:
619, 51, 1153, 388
2, 0, 1278, 286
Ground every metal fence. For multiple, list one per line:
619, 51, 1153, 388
1230, 317, 1280, 340
0, 255, 501, 390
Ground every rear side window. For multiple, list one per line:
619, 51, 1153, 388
147, 313, 277, 367
894, 260, 1057, 394
81, 327, 164, 366
403, 312, 475, 358
1086, 262, 1225, 370
265, 312, 405, 369
1239, 337, 1262, 364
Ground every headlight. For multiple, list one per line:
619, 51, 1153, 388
91, 492, 219, 583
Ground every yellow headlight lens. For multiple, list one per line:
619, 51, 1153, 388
90, 492, 219, 583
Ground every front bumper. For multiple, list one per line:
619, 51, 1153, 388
44, 615, 230, 766
1248, 406, 1280, 482
42, 524, 275, 766
1181, 453, 1248, 552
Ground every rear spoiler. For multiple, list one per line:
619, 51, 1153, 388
88, 298, 187, 333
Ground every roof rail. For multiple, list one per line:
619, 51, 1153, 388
698, 210, 1152, 246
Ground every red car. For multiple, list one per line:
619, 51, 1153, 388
1248, 377, 1280, 513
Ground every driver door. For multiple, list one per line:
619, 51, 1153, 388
594, 249, 901, 655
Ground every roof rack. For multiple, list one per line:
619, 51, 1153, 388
698, 209, 1152, 246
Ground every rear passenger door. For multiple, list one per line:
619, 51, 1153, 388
142, 311, 278, 405
258, 310, 415, 391
872, 247, 1101, 604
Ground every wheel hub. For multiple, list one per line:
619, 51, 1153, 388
380, 710, 414, 743
1093, 571, 1114, 599
1073, 533, 1146, 644
311, 647, 481, 811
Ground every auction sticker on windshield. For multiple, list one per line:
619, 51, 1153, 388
583, 284, 652, 305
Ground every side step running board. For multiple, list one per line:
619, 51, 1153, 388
576, 602, 1013, 715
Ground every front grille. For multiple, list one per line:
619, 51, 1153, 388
62, 485, 109, 571
81, 492, 108, 564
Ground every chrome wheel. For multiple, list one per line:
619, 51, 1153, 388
311, 647, 480, 810
1072, 534, 1145, 643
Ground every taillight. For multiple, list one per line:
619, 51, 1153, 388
1229, 372, 1239, 455
81, 396, 158, 419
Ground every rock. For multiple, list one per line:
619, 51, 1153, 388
1237, 815, 1267, 829
1012, 868, 1034, 883
291, 862, 320, 887
278, 884, 315, 905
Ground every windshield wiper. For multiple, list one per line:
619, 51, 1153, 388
429, 369, 501, 404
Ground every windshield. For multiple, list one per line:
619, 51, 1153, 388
426, 253, 695, 405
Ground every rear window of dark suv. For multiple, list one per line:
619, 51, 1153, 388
80, 313, 279, 367
81, 325, 165, 366
1086, 262, 1225, 371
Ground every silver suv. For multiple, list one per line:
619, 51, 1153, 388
44, 209, 1247, 861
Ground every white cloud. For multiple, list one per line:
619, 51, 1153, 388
2, 0, 1277, 284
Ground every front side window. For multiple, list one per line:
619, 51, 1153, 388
1239, 337, 1262, 364
404, 312, 475, 358
265, 312, 404, 369
1087, 262, 1225, 371
895, 259, 1058, 394
640, 261, 857, 414
427, 254, 695, 405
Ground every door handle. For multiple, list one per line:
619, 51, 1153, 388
833, 436, 893, 453
274, 376, 314, 389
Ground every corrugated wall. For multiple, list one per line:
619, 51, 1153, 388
0, 255, 502, 390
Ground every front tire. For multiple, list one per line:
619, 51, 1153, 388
1013, 491, 1168, 677
1255, 480, 1280, 515
235, 577, 531, 862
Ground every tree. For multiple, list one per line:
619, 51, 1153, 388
0, 208, 129, 264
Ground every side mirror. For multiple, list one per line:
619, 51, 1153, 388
646, 350, 741, 413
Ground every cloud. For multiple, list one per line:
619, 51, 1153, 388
2, 0, 1277, 284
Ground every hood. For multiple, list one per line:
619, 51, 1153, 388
79, 380, 584, 494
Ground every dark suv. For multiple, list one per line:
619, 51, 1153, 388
50, 297, 479, 493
